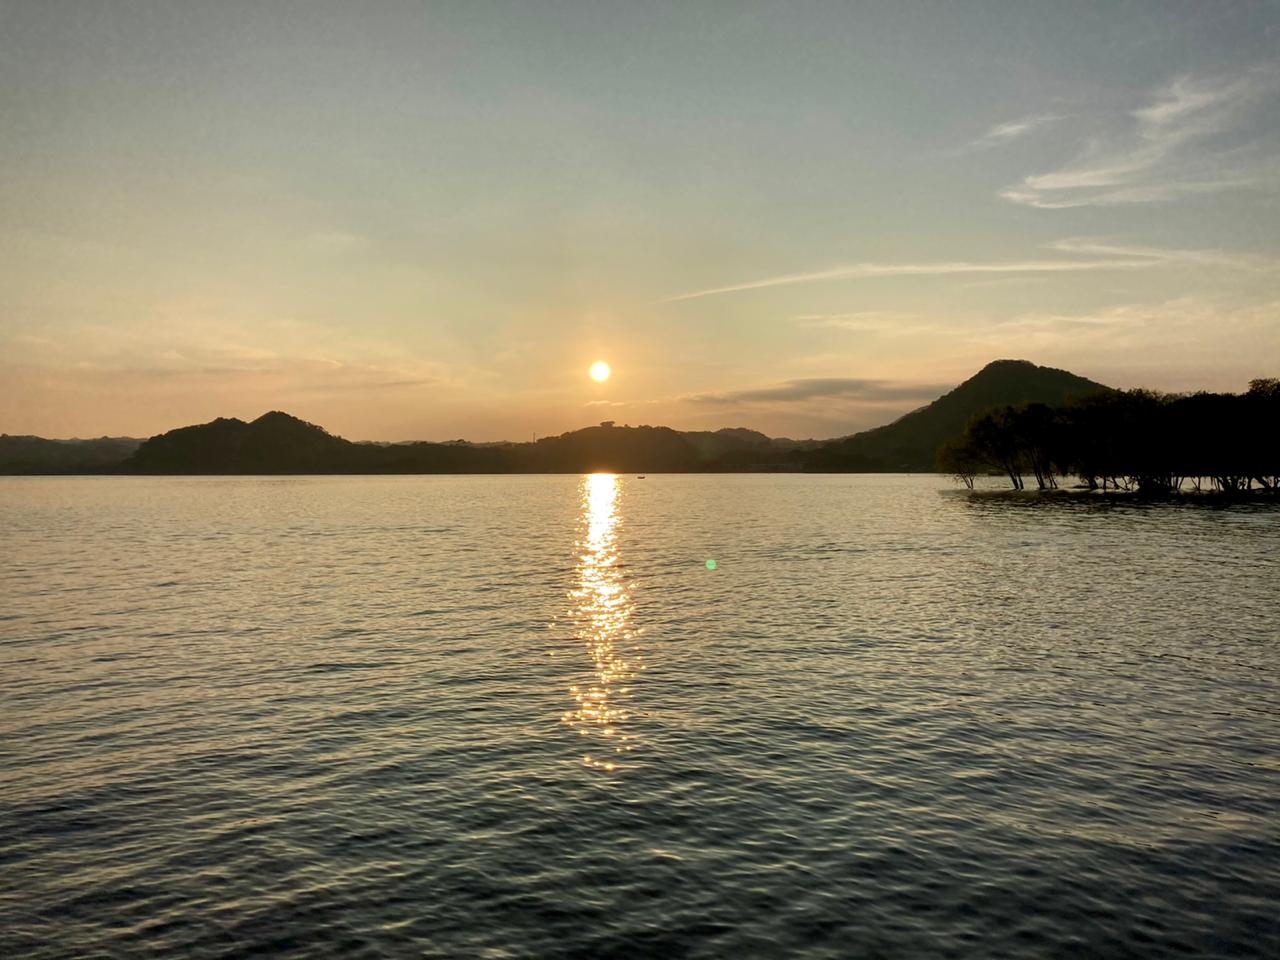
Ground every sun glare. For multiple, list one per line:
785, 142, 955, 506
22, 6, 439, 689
590, 361, 611, 383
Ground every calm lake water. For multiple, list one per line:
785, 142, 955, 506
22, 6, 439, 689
2, 475, 1278, 959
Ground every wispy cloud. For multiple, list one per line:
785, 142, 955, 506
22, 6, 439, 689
1001, 297, 1280, 332
663, 257, 1154, 302
1, 303, 454, 399
962, 113, 1062, 151
959, 297, 1280, 369
1003, 67, 1279, 208
1048, 237, 1280, 272
794, 311, 915, 330
793, 312, 945, 336
684, 377, 950, 406
665, 235, 1275, 303
958, 276, 1053, 291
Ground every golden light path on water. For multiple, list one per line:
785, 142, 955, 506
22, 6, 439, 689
564, 473, 640, 771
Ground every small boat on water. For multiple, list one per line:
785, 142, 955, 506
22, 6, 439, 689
637, 475, 646, 479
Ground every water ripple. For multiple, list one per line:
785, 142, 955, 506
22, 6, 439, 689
1, 475, 1278, 958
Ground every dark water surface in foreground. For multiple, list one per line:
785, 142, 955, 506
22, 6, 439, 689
2, 475, 1278, 959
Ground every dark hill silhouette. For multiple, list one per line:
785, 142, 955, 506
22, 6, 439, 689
681, 427, 779, 464
123, 415, 709, 474
0, 435, 141, 474
804, 360, 1110, 472
682, 427, 815, 470
683, 427, 773, 456
9, 359, 1115, 474
126, 412, 358, 474
528, 423, 701, 472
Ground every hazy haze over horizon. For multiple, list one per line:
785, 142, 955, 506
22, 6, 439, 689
2, 1, 1277, 441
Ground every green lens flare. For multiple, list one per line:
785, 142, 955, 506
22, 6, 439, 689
705, 559, 717, 570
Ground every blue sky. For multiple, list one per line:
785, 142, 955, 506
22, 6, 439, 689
2, 1, 1277, 439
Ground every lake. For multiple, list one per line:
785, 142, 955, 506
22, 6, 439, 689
2, 475, 1278, 958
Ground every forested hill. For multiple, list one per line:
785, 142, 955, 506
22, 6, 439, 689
125, 411, 360, 474
804, 360, 1109, 472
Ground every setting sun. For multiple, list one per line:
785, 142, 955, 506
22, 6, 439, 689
589, 361, 611, 383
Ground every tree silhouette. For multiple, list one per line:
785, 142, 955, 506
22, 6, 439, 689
947, 382, 1278, 495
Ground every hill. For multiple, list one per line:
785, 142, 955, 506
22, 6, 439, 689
119, 413, 813, 474
125, 411, 360, 473
804, 360, 1110, 472
122, 414, 716, 474
528, 424, 702, 472
0, 435, 141, 474
680, 427, 816, 469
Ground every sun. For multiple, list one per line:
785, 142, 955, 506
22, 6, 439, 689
589, 360, 611, 383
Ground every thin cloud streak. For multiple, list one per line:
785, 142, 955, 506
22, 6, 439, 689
685, 377, 951, 406
663, 258, 1154, 302
962, 113, 1063, 151
793, 312, 946, 337
666, 234, 1276, 303
1049, 238, 1280, 271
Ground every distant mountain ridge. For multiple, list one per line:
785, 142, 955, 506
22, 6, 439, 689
2, 359, 1113, 474
123, 417, 726, 474
0, 435, 141, 474
803, 360, 1110, 471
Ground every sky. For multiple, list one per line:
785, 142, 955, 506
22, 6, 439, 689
2, 0, 1278, 441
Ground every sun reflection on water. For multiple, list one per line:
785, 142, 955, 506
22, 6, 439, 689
564, 473, 640, 771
